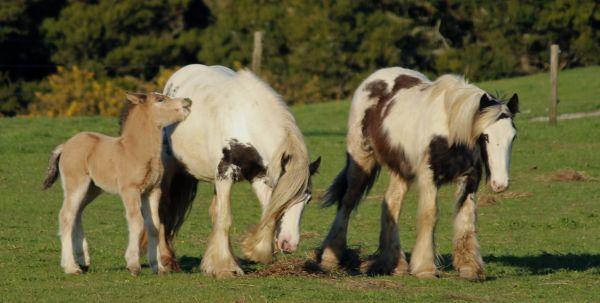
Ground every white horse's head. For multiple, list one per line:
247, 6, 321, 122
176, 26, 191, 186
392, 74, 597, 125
480, 93, 519, 193
274, 157, 321, 253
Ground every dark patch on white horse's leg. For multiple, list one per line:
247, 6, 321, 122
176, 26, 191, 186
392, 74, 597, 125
427, 136, 478, 187
217, 139, 267, 182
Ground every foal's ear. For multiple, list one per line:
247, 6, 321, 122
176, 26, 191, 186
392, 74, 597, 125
309, 156, 322, 176
507, 93, 519, 115
126, 92, 147, 104
479, 94, 497, 111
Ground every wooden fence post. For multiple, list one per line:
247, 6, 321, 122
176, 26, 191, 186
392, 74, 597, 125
549, 44, 560, 125
252, 31, 263, 74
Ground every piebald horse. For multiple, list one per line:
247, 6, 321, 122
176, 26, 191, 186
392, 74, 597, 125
318, 67, 518, 281
159, 65, 320, 277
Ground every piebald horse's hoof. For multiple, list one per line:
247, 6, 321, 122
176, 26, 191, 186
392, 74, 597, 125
458, 267, 485, 282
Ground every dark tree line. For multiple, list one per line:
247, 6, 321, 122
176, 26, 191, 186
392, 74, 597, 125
1, 0, 598, 116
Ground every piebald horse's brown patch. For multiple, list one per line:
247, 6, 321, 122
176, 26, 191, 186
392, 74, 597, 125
361, 75, 422, 179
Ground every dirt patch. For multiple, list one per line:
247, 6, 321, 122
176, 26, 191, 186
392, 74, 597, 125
248, 257, 329, 278
443, 293, 491, 302
479, 191, 533, 207
249, 249, 365, 278
530, 109, 600, 122
547, 169, 590, 182
336, 278, 404, 291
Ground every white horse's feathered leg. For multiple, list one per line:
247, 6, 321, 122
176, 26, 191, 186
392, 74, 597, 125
200, 174, 243, 278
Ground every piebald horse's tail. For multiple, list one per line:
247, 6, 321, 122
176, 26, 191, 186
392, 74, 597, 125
242, 127, 310, 263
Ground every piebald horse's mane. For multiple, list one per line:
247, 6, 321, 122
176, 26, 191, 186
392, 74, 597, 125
426, 75, 509, 148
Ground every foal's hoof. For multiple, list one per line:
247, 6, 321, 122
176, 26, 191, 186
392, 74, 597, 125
458, 267, 485, 282
127, 266, 141, 276
161, 256, 181, 273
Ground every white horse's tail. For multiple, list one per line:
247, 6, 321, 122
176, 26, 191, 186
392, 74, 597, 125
242, 126, 309, 263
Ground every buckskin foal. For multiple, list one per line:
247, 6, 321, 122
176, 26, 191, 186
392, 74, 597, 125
42, 92, 191, 275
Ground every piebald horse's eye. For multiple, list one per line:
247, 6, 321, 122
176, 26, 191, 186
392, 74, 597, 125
482, 134, 489, 143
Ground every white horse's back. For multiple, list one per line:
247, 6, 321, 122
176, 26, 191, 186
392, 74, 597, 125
165, 65, 290, 180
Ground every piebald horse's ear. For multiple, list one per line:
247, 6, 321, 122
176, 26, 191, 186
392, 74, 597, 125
507, 93, 519, 115
309, 156, 321, 176
479, 94, 497, 111
126, 92, 147, 104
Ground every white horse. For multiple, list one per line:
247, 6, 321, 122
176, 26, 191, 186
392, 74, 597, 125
158, 64, 320, 277
318, 67, 519, 281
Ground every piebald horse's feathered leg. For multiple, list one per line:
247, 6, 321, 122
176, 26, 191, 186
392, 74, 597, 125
362, 173, 410, 275
410, 163, 440, 278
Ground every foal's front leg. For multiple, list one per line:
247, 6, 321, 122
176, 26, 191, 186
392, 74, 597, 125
453, 176, 485, 281
200, 176, 243, 278
410, 167, 440, 278
120, 188, 145, 276
364, 173, 409, 275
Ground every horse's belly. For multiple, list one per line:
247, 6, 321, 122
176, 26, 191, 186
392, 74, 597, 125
169, 121, 217, 182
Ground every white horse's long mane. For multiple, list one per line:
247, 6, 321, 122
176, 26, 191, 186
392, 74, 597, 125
429, 75, 505, 148
236, 70, 310, 259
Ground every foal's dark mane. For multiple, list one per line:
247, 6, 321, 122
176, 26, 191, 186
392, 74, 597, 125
119, 102, 135, 134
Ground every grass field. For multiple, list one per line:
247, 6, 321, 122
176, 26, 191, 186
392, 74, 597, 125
1, 66, 599, 302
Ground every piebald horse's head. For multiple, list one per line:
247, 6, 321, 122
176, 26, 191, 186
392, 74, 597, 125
479, 93, 519, 193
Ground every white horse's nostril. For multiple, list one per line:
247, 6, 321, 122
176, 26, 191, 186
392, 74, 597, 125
491, 180, 508, 192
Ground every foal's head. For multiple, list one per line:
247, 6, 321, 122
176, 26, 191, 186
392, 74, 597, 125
479, 93, 519, 192
123, 92, 192, 129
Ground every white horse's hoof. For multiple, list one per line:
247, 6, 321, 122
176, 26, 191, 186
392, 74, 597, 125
63, 266, 83, 275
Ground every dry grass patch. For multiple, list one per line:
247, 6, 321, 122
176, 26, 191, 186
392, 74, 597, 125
479, 191, 533, 207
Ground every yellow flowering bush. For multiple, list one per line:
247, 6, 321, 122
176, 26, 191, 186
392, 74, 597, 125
29, 66, 178, 117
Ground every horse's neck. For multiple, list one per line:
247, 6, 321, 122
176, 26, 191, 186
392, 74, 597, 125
120, 113, 163, 161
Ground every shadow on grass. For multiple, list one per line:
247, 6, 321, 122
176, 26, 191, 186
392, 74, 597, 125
179, 256, 200, 273
174, 252, 600, 277
484, 252, 600, 275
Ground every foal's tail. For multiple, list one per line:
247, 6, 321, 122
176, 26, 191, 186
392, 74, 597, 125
322, 152, 380, 209
42, 144, 63, 190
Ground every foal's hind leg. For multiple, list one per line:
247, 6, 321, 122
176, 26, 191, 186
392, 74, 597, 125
363, 173, 410, 275
319, 152, 378, 270
120, 188, 145, 276
453, 176, 485, 281
141, 188, 167, 274
410, 165, 440, 278
200, 176, 243, 278
59, 175, 92, 274
73, 184, 101, 270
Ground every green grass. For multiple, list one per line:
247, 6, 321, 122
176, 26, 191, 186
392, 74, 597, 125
1, 66, 599, 302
